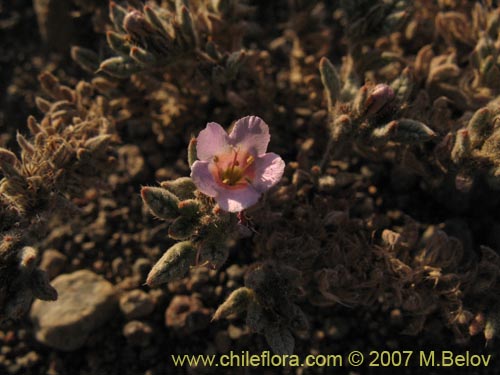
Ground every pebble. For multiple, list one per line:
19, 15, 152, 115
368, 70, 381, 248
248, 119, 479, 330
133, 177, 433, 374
15, 351, 40, 368
118, 145, 146, 181
112, 257, 127, 277
122, 321, 153, 347
30, 270, 117, 351
186, 268, 211, 292
39, 250, 67, 280
117, 276, 142, 291
165, 295, 210, 334
119, 290, 155, 320
132, 258, 152, 280
225, 265, 245, 281
227, 324, 245, 340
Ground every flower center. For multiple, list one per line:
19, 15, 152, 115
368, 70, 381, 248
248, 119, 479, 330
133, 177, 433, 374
216, 149, 255, 187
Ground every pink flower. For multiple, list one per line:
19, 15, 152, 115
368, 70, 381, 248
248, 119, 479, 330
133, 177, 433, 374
190, 116, 285, 212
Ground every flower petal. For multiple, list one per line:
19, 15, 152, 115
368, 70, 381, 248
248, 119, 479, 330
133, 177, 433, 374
190, 161, 218, 197
229, 116, 270, 156
252, 153, 285, 192
196, 122, 230, 161
215, 186, 261, 212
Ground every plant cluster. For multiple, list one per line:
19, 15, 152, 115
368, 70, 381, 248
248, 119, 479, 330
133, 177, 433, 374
3, 0, 500, 359
0, 73, 116, 321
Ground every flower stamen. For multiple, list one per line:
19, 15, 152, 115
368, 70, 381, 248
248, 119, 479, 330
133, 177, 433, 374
217, 149, 256, 186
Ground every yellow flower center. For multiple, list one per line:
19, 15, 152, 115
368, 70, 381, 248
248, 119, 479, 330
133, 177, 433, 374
215, 149, 255, 187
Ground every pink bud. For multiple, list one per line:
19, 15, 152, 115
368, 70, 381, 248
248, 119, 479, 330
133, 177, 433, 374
365, 84, 395, 116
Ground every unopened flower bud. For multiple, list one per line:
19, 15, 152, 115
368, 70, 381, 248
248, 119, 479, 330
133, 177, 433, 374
365, 84, 395, 116
123, 9, 155, 38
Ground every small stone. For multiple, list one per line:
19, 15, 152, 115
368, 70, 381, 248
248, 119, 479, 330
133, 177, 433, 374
226, 280, 238, 289
214, 286, 224, 298
30, 270, 117, 351
227, 324, 245, 340
122, 321, 153, 347
6, 363, 21, 374
111, 257, 127, 278
4, 331, 15, 344
117, 276, 141, 291
1, 346, 11, 355
15, 351, 40, 368
324, 318, 350, 340
132, 258, 152, 280
119, 290, 155, 320
148, 289, 166, 306
39, 250, 67, 280
186, 268, 211, 292
118, 145, 146, 180
165, 295, 210, 334
390, 308, 403, 326
318, 175, 336, 193
225, 265, 245, 281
